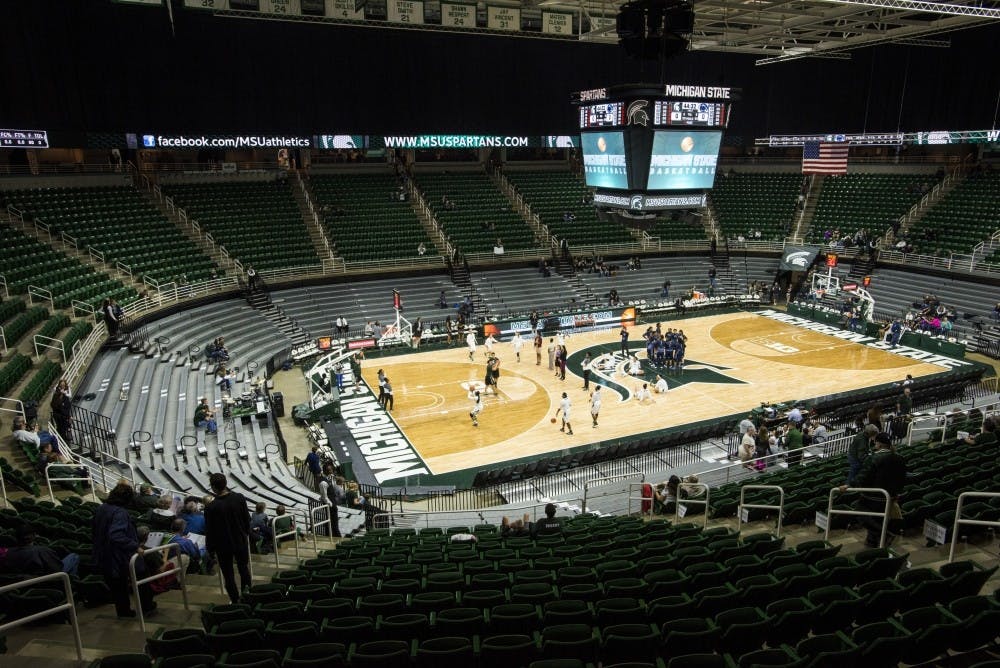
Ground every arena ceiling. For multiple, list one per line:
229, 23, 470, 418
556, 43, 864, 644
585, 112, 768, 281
564, 0, 1000, 64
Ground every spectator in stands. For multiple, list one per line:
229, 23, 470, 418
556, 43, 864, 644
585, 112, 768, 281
500, 513, 532, 537
653, 476, 680, 515
194, 398, 218, 435
439, 290, 448, 309
12, 415, 56, 448
50, 379, 73, 445
305, 444, 322, 483
896, 387, 913, 418
417, 242, 427, 256
93, 481, 155, 617
215, 366, 235, 393
318, 464, 344, 538
4, 524, 79, 576
963, 417, 997, 447
168, 518, 204, 573
249, 501, 273, 554
136, 526, 182, 597
205, 472, 251, 605
847, 424, 878, 485
866, 406, 885, 432
532, 503, 562, 536
740, 425, 757, 469
246, 265, 260, 292
102, 299, 120, 338
784, 419, 804, 466
345, 481, 365, 511
145, 495, 177, 531
181, 500, 206, 535
840, 432, 906, 547
133, 484, 160, 511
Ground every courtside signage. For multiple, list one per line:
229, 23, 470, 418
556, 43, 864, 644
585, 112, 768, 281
339, 393, 430, 483
757, 309, 970, 369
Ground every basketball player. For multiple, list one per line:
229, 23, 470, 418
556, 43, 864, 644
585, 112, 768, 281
382, 378, 394, 411
619, 325, 629, 356
534, 332, 543, 365
468, 390, 482, 427
511, 331, 524, 363
466, 330, 477, 362
484, 353, 500, 395
654, 375, 669, 393
635, 383, 653, 403
590, 386, 601, 428
484, 333, 497, 358
556, 392, 573, 435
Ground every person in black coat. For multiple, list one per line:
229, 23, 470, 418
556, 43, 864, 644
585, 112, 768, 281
50, 379, 73, 445
204, 473, 251, 604
92, 482, 154, 617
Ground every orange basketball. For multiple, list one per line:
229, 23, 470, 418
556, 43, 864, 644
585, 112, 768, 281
550, 417, 557, 424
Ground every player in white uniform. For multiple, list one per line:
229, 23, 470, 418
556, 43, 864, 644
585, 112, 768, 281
556, 392, 573, 435
590, 386, 602, 428
484, 333, 497, 357
469, 390, 483, 427
466, 331, 477, 362
635, 383, 653, 402
511, 331, 524, 363
654, 376, 669, 393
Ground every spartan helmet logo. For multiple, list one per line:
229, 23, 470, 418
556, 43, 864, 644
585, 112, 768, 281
630, 195, 644, 210
785, 251, 812, 268
627, 100, 650, 126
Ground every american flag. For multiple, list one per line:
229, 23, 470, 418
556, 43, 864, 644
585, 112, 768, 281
802, 141, 849, 175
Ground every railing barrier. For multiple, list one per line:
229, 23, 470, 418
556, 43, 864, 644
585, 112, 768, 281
823, 487, 892, 548
309, 503, 334, 552
675, 482, 711, 528
270, 515, 300, 568
583, 473, 643, 512
949, 491, 1000, 562
130, 543, 189, 632
45, 462, 98, 503
0, 573, 83, 661
28, 285, 54, 309
737, 484, 785, 537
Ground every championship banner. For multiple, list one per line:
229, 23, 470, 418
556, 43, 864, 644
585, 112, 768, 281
482, 306, 636, 339
779, 245, 821, 271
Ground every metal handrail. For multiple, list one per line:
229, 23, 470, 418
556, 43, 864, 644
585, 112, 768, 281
309, 503, 334, 550
675, 482, 711, 528
44, 462, 97, 503
738, 484, 785, 537
825, 487, 891, 548
130, 542, 189, 632
0, 572, 83, 661
368, 499, 586, 532
0, 472, 8, 508
583, 473, 644, 511
949, 492, 1000, 562
270, 514, 300, 567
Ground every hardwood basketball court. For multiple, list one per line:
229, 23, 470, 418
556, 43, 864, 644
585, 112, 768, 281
360, 310, 950, 476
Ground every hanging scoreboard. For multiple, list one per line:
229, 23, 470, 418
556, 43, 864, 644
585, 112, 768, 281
574, 83, 738, 211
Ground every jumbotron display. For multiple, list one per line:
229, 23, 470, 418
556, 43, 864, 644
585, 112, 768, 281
573, 83, 737, 211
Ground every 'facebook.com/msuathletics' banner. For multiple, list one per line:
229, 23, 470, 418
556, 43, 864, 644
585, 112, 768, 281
482, 306, 636, 339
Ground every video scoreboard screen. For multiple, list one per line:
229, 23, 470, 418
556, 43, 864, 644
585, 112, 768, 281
653, 101, 727, 127
647, 131, 721, 190
579, 103, 624, 129
0, 129, 49, 148
581, 132, 628, 189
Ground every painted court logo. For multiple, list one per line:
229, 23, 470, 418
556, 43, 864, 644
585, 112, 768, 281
566, 343, 746, 401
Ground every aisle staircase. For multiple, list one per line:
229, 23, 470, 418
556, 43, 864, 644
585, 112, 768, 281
247, 287, 310, 348
793, 175, 822, 240
292, 172, 336, 262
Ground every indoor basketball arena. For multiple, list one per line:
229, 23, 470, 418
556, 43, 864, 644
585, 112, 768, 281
1, 0, 999, 665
